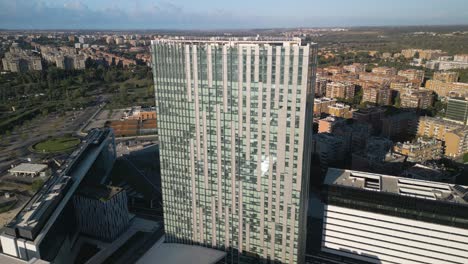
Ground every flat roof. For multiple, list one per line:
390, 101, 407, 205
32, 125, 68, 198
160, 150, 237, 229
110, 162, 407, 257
76, 185, 123, 201
325, 168, 468, 205
151, 37, 313, 46
4, 129, 112, 241
9, 163, 48, 174
137, 243, 226, 264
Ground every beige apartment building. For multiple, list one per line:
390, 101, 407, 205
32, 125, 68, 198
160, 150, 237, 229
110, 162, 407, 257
417, 116, 462, 140
390, 80, 421, 90
318, 116, 346, 134
454, 54, 468, 63
328, 103, 353, 118
400, 89, 434, 109
445, 128, 468, 157
359, 72, 406, 85
343, 63, 366, 73
433, 71, 459, 83
397, 69, 425, 83
315, 78, 328, 97
371, 66, 397, 75
325, 82, 355, 100
425, 80, 468, 97
314, 97, 336, 115
362, 86, 392, 105
393, 137, 443, 162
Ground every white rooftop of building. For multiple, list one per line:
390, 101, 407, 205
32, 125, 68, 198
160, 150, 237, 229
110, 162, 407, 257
137, 243, 226, 264
325, 168, 468, 205
8, 163, 48, 174
151, 36, 310, 46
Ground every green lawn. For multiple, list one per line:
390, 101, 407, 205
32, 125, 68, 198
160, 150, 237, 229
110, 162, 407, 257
32, 136, 80, 153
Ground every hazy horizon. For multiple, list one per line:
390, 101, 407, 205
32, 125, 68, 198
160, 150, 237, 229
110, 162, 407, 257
1, 0, 467, 30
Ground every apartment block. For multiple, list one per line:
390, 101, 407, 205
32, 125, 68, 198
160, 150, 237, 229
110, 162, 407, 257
312, 133, 345, 168
314, 97, 336, 115
401, 49, 420, 59
393, 137, 443, 163
445, 128, 468, 158
454, 54, 468, 63
390, 80, 421, 90
359, 72, 405, 85
371, 66, 397, 76
351, 137, 406, 175
425, 80, 468, 97
362, 86, 392, 105
322, 168, 468, 264
151, 37, 317, 264
400, 89, 434, 109
381, 112, 418, 140
433, 71, 459, 83
343, 63, 366, 74
417, 116, 462, 141
328, 103, 352, 119
315, 78, 328, 97
325, 82, 355, 100
2, 47, 42, 72
397, 69, 425, 83
323, 66, 345, 75
334, 123, 372, 153
318, 116, 346, 133
353, 107, 386, 128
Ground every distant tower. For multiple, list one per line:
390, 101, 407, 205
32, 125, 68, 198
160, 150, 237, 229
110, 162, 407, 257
151, 37, 317, 264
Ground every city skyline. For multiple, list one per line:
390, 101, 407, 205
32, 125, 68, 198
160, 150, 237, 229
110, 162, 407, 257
0, 0, 467, 29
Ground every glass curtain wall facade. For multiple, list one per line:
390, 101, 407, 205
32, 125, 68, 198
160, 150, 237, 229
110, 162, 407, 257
445, 97, 468, 125
151, 38, 317, 264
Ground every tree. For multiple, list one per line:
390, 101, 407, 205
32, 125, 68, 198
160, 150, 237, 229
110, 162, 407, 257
394, 96, 401, 108
353, 89, 363, 106
464, 153, 468, 163
31, 179, 45, 193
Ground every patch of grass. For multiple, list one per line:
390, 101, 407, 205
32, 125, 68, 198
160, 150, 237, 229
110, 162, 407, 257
32, 136, 80, 153
30, 178, 45, 193
0, 200, 17, 213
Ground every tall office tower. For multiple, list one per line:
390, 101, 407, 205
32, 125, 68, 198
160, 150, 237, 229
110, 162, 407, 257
151, 37, 317, 264
322, 168, 468, 264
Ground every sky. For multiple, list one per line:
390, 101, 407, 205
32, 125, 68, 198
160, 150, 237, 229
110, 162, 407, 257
0, 0, 467, 30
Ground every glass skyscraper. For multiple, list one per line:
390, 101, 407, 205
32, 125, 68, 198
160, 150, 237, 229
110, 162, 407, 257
151, 37, 317, 264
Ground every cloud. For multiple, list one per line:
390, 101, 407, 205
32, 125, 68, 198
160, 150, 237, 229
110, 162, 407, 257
0, 0, 466, 29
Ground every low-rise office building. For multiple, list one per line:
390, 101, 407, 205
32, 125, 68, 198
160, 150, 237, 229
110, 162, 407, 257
322, 168, 468, 264
73, 185, 130, 241
8, 163, 50, 178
